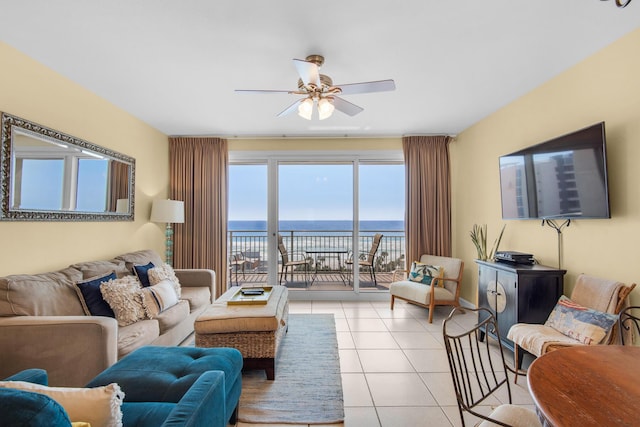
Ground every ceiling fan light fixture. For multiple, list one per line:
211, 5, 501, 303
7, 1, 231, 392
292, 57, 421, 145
318, 97, 335, 120
298, 98, 314, 120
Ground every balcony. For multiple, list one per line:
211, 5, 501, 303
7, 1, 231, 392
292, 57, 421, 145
228, 229, 405, 291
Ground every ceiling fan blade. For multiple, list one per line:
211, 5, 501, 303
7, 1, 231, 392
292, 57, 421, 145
332, 96, 364, 116
277, 99, 304, 117
293, 58, 321, 87
334, 79, 396, 95
235, 89, 300, 94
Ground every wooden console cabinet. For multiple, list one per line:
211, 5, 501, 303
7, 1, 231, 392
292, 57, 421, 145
475, 260, 566, 353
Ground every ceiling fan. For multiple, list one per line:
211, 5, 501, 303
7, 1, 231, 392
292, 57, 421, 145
235, 54, 395, 120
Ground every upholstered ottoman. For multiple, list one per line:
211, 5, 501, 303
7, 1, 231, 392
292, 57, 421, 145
195, 285, 289, 380
86, 346, 243, 426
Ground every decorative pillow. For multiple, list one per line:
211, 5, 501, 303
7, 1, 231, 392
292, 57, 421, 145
545, 295, 619, 345
0, 387, 72, 426
75, 271, 117, 317
408, 261, 443, 285
133, 262, 155, 287
140, 279, 180, 319
148, 263, 182, 298
0, 381, 124, 427
100, 276, 146, 326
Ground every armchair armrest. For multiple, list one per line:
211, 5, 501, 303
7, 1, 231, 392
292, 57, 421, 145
162, 371, 227, 427
0, 316, 118, 387
3, 368, 48, 385
391, 269, 409, 282
175, 269, 216, 303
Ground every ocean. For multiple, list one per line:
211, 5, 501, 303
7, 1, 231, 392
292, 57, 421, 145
228, 220, 404, 233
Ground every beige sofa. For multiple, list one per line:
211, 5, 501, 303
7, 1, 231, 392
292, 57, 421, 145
0, 249, 215, 387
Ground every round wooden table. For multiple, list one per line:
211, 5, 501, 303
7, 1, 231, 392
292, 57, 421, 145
527, 345, 640, 427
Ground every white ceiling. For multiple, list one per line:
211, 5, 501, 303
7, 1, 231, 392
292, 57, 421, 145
1, 1, 639, 138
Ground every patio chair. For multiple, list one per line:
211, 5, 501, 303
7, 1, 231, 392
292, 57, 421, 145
228, 252, 247, 286
443, 307, 540, 427
277, 235, 309, 286
507, 274, 636, 383
243, 250, 261, 272
345, 233, 383, 286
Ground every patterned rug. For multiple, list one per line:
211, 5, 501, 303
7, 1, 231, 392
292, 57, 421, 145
238, 313, 344, 424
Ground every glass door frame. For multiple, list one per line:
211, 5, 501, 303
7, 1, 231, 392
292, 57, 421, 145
229, 148, 404, 301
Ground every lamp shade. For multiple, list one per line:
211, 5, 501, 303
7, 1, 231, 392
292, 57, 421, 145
150, 199, 184, 223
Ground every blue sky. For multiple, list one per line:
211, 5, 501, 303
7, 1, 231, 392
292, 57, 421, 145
20, 158, 108, 211
229, 163, 405, 221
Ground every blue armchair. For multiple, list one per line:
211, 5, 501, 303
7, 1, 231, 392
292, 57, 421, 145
1, 346, 243, 427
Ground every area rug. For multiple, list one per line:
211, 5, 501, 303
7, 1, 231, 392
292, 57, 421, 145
238, 313, 344, 424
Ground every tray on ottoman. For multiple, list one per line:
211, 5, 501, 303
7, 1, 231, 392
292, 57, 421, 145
195, 285, 289, 380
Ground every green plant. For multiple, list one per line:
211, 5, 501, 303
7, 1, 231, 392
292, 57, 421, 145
470, 224, 506, 261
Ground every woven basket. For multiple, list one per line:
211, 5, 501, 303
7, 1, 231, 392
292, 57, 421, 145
196, 305, 289, 359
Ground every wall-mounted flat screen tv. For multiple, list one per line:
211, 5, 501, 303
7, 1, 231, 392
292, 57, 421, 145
499, 122, 610, 220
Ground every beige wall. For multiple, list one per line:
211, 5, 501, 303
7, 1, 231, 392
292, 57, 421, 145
229, 137, 401, 152
452, 28, 640, 305
0, 42, 168, 275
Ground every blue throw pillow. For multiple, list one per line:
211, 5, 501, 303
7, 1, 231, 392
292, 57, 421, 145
75, 271, 117, 317
133, 262, 155, 287
0, 388, 72, 427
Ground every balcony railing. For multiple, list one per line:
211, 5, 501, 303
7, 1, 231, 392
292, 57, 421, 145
227, 229, 405, 288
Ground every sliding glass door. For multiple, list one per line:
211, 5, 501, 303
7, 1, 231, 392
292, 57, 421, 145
278, 163, 353, 289
228, 154, 405, 296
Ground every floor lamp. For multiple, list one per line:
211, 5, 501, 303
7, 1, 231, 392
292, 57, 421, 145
151, 199, 185, 266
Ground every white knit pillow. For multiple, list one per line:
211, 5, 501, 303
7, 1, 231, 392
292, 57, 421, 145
100, 276, 146, 326
140, 279, 180, 319
148, 263, 181, 298
0, 381, 124, 427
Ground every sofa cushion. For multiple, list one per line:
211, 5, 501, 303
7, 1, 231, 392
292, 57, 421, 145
133, 262, 155, 287
408, 261, 443, 285
75, 272, 117, 317
148, 263, 182, 298
0, 387, 72, 426
70, 259, 130, 280
140, 280, 180, 319
117, 320, 160, 358
180, 287, 210, 312
154, 300, 190, 334
0, 268, 85, 316
100, 276, 146, 327
545, 295, 619, 345
115, 250, 164, 274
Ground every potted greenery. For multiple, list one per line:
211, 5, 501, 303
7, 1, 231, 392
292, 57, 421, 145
470, 224, 505, 261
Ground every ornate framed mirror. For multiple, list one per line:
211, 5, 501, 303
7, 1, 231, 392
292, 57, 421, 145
1, 112, 135, 221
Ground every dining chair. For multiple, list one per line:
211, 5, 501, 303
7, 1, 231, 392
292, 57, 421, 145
277, 234, 309, 286
443, 307, 541, 427
345, 233, 383, 286
619, 305, 640, 345
507, 275, 635, 383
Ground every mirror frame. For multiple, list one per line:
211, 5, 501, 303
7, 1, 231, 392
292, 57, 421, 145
1, 112, 135, 221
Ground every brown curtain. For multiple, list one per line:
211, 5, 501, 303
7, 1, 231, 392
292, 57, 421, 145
169, 137, 228, 298
403, 135, 452, 265
107, 160, 130, 212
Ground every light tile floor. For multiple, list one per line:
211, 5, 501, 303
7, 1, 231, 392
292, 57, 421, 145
277, 299, 538, 427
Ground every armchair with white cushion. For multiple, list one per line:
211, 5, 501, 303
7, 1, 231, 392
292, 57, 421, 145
507, 274, 636, 383
389, 254, 464, 323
